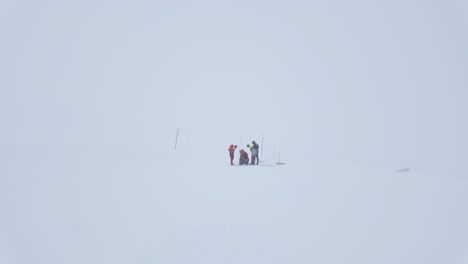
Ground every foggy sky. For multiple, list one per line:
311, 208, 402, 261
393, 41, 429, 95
1, 0, 467, 172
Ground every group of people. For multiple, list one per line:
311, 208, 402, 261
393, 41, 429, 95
228, 141, 260, 165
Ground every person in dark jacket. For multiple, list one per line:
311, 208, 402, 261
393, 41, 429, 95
249, 141, 260, 165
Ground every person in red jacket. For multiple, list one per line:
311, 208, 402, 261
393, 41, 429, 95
228, 144, 237, 165
239, 149, 250, 165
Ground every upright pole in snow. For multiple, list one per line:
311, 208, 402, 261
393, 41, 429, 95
261, 134, 264, 156
187, 130, 190, 152
273, 137, 276, 163
174, 128, 179, 150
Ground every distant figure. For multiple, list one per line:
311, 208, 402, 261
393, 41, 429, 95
228, 144, 237, 165
239, 149, 250, 165
247, 144, 253, 165
247, 142, 259, 165
251, 141, 259, 165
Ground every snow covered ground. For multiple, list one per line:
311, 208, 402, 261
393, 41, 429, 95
0, 146, 466, 264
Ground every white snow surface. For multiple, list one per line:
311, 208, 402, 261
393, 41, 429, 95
0, 146, 467, 264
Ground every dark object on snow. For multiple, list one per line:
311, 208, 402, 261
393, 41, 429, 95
276, 153, 286, 165
397, 168, 411, 172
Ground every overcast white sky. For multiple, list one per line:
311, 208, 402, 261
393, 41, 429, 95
1, 0, 467, 171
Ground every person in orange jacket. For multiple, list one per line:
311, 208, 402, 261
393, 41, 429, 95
228, 144, 237, 165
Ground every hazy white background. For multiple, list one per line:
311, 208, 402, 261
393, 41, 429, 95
1, 0, 467, 263
2, 0, 467, 168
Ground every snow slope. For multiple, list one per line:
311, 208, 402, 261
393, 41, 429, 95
0, 146, 466, 264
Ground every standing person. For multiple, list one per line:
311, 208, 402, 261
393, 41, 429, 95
239, 149, 249, 165
247, 143, 258, 165
228, 144, 237, 165
252, 140, 260, 165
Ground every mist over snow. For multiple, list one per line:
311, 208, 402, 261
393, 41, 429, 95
1, 0, 467, 263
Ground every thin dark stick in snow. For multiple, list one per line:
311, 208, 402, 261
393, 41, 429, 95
174, 128, 179, 150
261, 134, 264, 156
273, 137, 276, 163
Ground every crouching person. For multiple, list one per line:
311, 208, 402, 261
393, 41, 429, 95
239, 149, 250, 165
